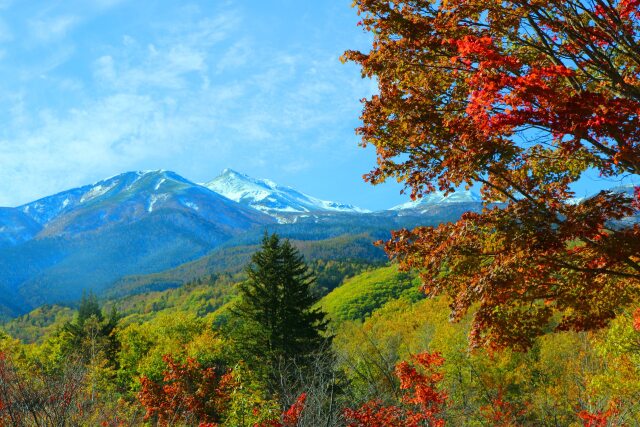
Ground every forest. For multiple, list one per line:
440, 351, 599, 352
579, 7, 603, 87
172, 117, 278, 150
0, 233, 638, 426
2, 0, 640, 425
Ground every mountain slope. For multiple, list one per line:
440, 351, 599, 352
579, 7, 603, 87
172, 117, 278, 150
320, 266, 422, 323
2, 210, 246, 308
0, 208, 42, 248
107, 232, 387, 298
0, 171, 274, 315
205, 169, 367, 217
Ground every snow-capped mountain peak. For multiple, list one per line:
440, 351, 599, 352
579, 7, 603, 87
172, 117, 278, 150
204, 169, 368, 215
18, 170, 268, 230
19, 170, 185, 224
390, 189, 482, 211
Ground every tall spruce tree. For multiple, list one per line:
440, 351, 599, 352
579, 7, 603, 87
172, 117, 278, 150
230, 233, 329, 382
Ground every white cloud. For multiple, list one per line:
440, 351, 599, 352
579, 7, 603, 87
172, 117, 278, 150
282, 159, 311, 174
29, 15, 80, 42
215, 39, 251, 73
0, 94, 192, 205
92, 13, 240, 92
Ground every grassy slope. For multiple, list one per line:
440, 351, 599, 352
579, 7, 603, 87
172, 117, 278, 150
319, 265, 423, 323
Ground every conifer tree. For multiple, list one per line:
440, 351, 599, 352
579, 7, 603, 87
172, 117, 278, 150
76, 291, 103, 326
230, 233, 330, 385
63, 291, 120, 367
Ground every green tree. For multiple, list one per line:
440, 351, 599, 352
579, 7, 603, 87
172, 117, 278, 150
63, 292, 120, 368
230, 233, 330, 387
76, 291, 102, 325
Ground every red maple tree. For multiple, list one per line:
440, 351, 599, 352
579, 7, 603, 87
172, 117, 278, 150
257, 393, 307, 427
577, 402, 619, 427
344, 0, 640, 349
138, 355, 233, 427
344, 351, 448, 427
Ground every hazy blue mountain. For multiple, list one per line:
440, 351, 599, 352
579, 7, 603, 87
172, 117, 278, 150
0, 208, 42, 248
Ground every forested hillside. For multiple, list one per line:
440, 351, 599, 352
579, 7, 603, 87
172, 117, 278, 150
1, 254, 638, 425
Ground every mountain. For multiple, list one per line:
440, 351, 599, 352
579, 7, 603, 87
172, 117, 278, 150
204, 169, 367, 218
0, 170, 274, 316
599, 184, 639, 226
0, 170, 497, 317
21, 170, 269, 235
0, 208, 42, 248
12, 168, 635, 318
607, 183, 637, 197
390, 189, 482, 211
383, 189, 484, 222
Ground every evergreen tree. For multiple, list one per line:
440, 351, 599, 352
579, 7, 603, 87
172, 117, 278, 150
63, 292, 120, 367
76, 291, 103, 326
230, 233, 330, 384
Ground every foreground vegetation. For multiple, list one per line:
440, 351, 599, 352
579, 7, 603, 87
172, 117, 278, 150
0, 247, 638, 425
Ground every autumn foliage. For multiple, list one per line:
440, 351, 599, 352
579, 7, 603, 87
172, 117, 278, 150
138, 355, 233, 426
0, 352, 87, 426
577, 401, 620, 427
344, 0, 640, 349
256, 393, 307, 427
633, 307, 640, 331
479, 389, 529, 427
344, 351, 447, 427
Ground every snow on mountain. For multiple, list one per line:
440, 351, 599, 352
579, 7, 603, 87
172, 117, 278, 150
19, 170, 174, 225
607, 183, 637, 196
19, 170, 272, 235
20, 185, 91, 225
204, 169, 368, 216
566, 184, 637, 205
390, 190, 482, 211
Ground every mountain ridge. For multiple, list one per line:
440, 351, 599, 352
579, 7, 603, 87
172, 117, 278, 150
204, 168, 369, 218
390, 189, 482, 211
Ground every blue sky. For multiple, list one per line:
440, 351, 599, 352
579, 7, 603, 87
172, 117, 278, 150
0, 0, 413, 210
0, 1, 631, 210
